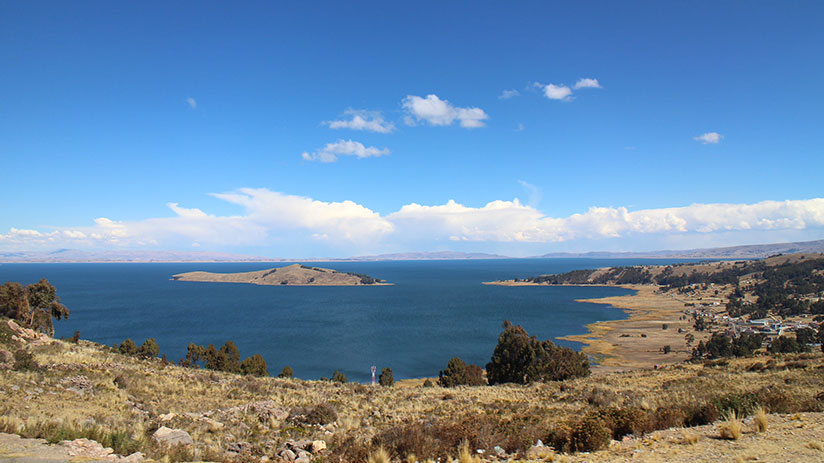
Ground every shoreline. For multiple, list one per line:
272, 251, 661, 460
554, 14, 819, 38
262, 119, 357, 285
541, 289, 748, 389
557, 284, 706, 373
487, 280, 710, 373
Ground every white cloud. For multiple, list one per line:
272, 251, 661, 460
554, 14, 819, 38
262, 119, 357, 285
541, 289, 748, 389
499, 89, 520, 100
324, 109, 395, 133
573, 78, 602, 89
538, 83, 573, 101
186, 97, 197, 109
302, 139, 390, 163
695, 132, 723, 144
2, 191, 823, 254
402, 94, 489, 128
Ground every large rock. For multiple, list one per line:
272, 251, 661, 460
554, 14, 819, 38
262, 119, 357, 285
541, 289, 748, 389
311, 440, 326, 454
151, 426, 193, 446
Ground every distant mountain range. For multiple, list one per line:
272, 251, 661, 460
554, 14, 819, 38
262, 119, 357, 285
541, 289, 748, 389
536, 239, 824, 259
2, 239, 822, 263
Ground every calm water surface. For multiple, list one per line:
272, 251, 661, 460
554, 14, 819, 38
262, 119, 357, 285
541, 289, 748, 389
0, 259, 692, 381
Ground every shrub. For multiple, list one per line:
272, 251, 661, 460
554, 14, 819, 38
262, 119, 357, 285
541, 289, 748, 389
69, 331, 81, 343
240, 354, 268, 377
279, 366, 294, 378
13, 349, 37, 371
465, 364, 486, 386
379, 367, 394, 387
289, 403, 338, 425
118, 339, 139, 356
486, 321, 589, 384
0, 279, 69, 336
422, 378, 434, 388
662, 345, 671, 354
568, 416, 611, 452
332, 370, 348, 383
137, 338, 159, 358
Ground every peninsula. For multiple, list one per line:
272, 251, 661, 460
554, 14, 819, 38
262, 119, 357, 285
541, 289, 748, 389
172, 263, 389, 286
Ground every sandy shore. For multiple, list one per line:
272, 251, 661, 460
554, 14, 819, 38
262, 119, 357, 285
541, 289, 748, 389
556, 284, 711, 373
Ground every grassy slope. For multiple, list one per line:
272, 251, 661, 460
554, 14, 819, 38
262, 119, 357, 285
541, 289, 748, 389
2, 324, 823, 462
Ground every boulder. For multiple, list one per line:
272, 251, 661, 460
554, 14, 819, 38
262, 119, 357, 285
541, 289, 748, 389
279, 449, 297, 461
310, 440, 326, 454
151, 426, 193, 446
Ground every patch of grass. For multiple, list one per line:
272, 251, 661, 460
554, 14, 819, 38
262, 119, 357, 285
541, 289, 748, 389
753, 405, 768, 432
719, 410, 743, 440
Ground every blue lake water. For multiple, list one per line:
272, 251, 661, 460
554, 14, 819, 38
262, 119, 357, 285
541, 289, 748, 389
0, 259, 693, 381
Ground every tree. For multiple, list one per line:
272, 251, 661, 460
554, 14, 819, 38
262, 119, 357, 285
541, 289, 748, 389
769, 335, 807, 354
240, 354, 268, 377
279, 366, 294, 378
379, 367, 394, 387
438, 357, 468, 387
0, 279, 69, 336
486, 321, 590, 385
137, 338, 159, 358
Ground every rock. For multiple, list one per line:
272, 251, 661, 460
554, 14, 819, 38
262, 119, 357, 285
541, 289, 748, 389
151, 426, 193, 446
493, 446, 506, 457
0, 349, 13, 370
202, 417, 224, 432
296, 451, 312, 463
279, 449, 297, 461
227, 441, 252, 453
158, 412, 177, 422
123, 452, 145, 462
311, 440, 327, 453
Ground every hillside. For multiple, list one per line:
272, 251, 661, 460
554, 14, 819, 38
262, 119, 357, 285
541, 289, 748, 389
1, 319, 823, 463
172, 264, 387, 286
537, 239, 824, 259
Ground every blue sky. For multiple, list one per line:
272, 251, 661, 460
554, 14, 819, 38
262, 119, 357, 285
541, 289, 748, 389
2, 1, 823, 257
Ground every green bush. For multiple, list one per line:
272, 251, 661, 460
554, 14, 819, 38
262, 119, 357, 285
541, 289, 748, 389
278, 366, 294, 378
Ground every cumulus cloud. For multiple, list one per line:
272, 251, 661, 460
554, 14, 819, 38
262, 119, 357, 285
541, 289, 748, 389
186, 97, 197, 109
402, 94, 489, 128
2, 192, 823, 253
324, 109, 395, 133
538, 83, 573, 101
695, 132, 723, 144
301, 140, 390, 163
499, 89, 520, 100
573, 78, 602, 89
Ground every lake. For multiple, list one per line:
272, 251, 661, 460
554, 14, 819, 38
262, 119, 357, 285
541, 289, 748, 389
0, 258, 691, 381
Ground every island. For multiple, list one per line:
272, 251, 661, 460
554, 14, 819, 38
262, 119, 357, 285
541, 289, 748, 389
172, 263, 390, 286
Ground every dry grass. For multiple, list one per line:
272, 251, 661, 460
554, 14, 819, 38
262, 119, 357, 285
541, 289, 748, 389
2, 322, 824, 462
753, 405, 768, 432
367, 446, 391, 463
719, 411, 743, 440
678, 430, 700, 445
808, 441, 824, 451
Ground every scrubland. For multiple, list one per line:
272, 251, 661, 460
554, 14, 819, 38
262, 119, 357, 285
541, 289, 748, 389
2, 321, 823, 462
